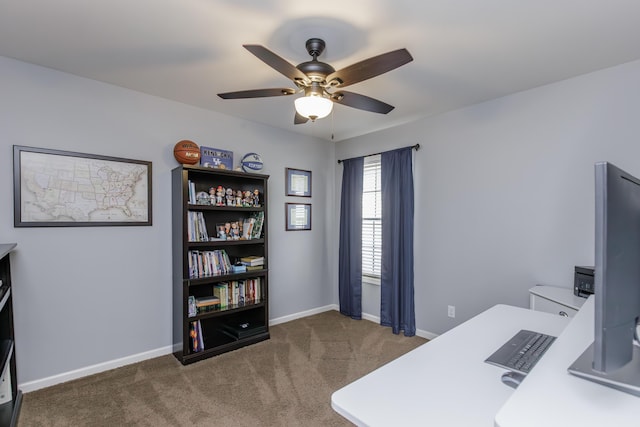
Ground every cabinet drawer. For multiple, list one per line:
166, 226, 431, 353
530, 295, 578, 317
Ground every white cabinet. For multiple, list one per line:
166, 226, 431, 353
529, 285, 586, 318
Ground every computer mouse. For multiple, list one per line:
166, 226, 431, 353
501, 371, 526, 389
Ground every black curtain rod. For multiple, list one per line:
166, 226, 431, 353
337, 144, 420, 164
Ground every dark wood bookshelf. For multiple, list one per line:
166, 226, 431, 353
190, 299, 267, 321
186, 239, 265, 249
186, 269, 268, 284
172, 166, 270, 365
0, 244, 20, 427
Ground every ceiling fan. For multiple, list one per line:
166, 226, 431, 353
218, 38, 413, 124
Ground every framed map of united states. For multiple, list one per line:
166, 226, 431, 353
13, 145, 152, 227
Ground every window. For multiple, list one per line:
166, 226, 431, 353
362, 155, 382, 281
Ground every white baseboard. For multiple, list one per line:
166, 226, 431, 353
269, 304, 338, 326
20, 305, 438, 393
360, 311, 439, 340
276, 306, 440, 340
19, 345, 173, 393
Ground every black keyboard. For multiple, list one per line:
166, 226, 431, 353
484, 329, 556, 374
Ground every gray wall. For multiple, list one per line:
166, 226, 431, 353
3, 52, 640, 388
0, 56, 336, 385
335, 59, 640, 336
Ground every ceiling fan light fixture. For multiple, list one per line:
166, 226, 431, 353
294, 94, 333, 121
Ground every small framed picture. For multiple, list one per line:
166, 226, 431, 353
285, 203, 311, 231
286, 168, 311, 197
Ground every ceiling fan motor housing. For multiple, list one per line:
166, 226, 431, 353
296, 38, 335, 85
305, 38, 326, 58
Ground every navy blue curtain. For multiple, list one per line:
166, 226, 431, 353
380, 147, 415, 336
339, 157, 364, 319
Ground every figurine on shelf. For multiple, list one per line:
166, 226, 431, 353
215, 186, 225, 206
253, 189, 260, 207
217, 224, 227, 240
242, 190, 252, 207
230, 221, 240, 240
226, 187, 234, 206
236, 190, 243, 207
209, 187, 217, 204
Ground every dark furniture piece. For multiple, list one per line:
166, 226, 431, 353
0, 244, 21, 427
172, 166, 269, 364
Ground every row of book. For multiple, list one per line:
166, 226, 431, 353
187, 211, 209, 242
189, 320, 204, 352
187, 278, 263, 318
213, 278, 263, 309
187, 181, 204, 206
188, 249, 232, 278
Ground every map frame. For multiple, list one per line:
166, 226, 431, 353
13, 145, 152, 227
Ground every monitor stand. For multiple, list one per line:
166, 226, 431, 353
568, 342, 640, 397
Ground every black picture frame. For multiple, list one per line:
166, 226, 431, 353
13, 145, 152, 227
285, 203, 311, 231
285, 167, 312, 197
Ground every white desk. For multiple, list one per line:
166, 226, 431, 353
495, 296, 639, 427
332, 298, 639, 427
331, 305, 570, 426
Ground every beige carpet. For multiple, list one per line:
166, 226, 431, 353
19, 310, 427, 426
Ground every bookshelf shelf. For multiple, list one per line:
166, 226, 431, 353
172, 166, 270, 365
187, 269, 268, 285
187, 204, 264, 212
0, 243, 21, 427
179, 331, 270, 364
186, 239, 265, 248
190, 299, 267, 321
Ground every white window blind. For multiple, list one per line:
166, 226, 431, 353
362, 155, 382, 278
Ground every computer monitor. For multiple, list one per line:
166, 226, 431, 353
568, 161, 640, 397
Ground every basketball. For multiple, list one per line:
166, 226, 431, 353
173, 140, 200, 165
241, 153, 263, 173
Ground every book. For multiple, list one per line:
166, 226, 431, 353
188, 295, 197, 318
231, 264, 246, 273
197, 321, 204, 350
240, 256, 264, 266
195, 296, 220, 307
200, 146, 233, 170
190, 320, 204, 352
197, 304, 219, 314
188, 180, 196, 205
213, 283, 229, 309
232, 281, 241, 306
242, 218, 254, 239
250, 211, 264, 239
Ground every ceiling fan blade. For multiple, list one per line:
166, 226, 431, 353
332, 91, 395, 114
243, 44, 309, 83
294, 111, 309, 125
326, 48, 413, 88
218, 88, 297, 99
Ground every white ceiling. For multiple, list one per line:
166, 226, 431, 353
1, 1, 640, 142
